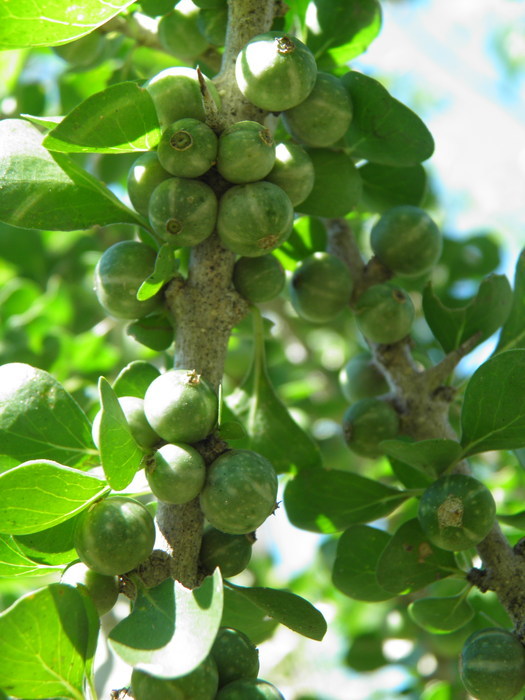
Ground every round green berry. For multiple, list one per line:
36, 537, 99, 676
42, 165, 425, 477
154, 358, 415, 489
339, 353, 390, 402
233, 255, 285, 303
132, 656, 219, 700
211, 628, 260, 687
199, 527, 253, 577
342, 398, 400, 458
217, 121, 276, 184
92, 395, 160, 451
127, 152, 172, 218
216, 679, 285, 699
157, 118, 218, 178
265, 142, 314, 206
290, 252, 353, 323
354, 284, 415, 344
146, 442, 206, 505
61, 562, 119, 616
158, 9, 209, 62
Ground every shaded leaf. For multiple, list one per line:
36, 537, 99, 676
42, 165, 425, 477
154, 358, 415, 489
0, 583, 99, 699
221, 587, 278, 645
376, 519, 459, 595
0, 460, 109, 535
332, 525, 393, 601
359, 162, 427, 212
0, 534, 62, 578
409, 594, 474, 633
284, 468, 409, 533
496, 248, 525, 353
109, 570, 223, 678
127, 313, 174, 352
14, 516, 79, 566
388, 456, 434, 490
497, 510, 525, 530
381, 439, 462, 476
216, 420, 247, 441
0, 362, 95, 467
225, 582, 327, 641
113, 360, 161, 399
461, 349, 525, 456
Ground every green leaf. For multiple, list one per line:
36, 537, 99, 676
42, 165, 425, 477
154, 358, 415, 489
423, 275, 513, 353
127, 313, 174, 352
43, 82, 161, 154
461, 349, 525, 456
0, 534, 62, 578
225, 582, 327, 641
221, 587, 278, 645
137, 244, 177, 301
381, 439, 463, 476
306, 0, 382, 62
14, 516, 79, 566
409, 594, 474, 633
113, 361, 161, 399
0, 1, 137, 49
216, 420, 247, 440
497, 510, 525, 530
284, 468, 409, 533
0, 362, 94, 467
496, 249, 525, 353
376, 519, 459, 595
341, 71, 434, 166
109, 570, 223, 678
226, 309, 323, 474
98, 377, 144, 491
0, 119, 145, 231
332, 525, 393, 601
0, 583, 99, 699
359, 162, 427, 212
0, 460, 108, 535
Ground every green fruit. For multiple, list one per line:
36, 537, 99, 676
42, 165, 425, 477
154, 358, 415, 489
127, 152, 172, 218
193, 0, 226, 9
74, 497, 155, 575
217, 182, 293, 257
232, 255, 285, 303
211, 628, 260, 687
460, 628, 525, 700
199, 527, 253, 577
354, 283, 415, 344
158, 9, 209, 61
296, 148, 362, 218
132, 656, 219, 700
342, 398, 400, 458
265, 142, 314, 206
61, 562, 119, 616
418, 474, 496, 551
216, 678, 285, 699
197, 7, 228, 45
200, 449, 278, 534
235, 32, 317, 111
217, 121, 276, 184
92, 395, 160, 451
157, 118, 218, 178
139, 0, 175, 18
370, 205, 442, 277
94, 240, 163, 320
339, 353, 390, 402
290, 252, 353, 323
144, 369, 218, 444
282, 72, 352, 147
52, 32, 105, 68
148, 177, 218, 247
146, 442, 206, 504
144, 67, 221, 130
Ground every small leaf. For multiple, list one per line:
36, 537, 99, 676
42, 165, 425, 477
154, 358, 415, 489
409, 594, 474, 633
332, 525, 393, 601
44, 82, 161, 154
221, 587, 278, 645
422, 275, 513, 353
461, 349, 525, 456
341, 71, 434, 166
216, 420, 247, 440
376, 519, 459, 595
225, 582, 327, 641
497, 511, 525, 530
0, 534, 62, 578
113, 360, 161, 399
98, 377, 144, 491
496, 248, 525, 353
381, 439, 463, 476
284, 468, 409, 533
0, 583, 99, 700
127, 314, 174, 351
359, 162, 427, 212
0, 460, 109, 535
137, 244, 177, 301
109, 570, 223, 678
0, 362, 95, 467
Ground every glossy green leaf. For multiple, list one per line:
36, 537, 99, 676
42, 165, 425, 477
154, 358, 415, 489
332, 525, 393, 601
409, 594, 474, 633
43, 82, 161, 154
341, 71, 434, 166
0, 119, 144, 231
113, 361, 161, 399
216, 420, 247, 441
0, 1, 137, 49
376, 519, 459, 594
98, 377, 144, 491
284, 468, 409, 533
359, 162, 427, 212
423, 274, 512, 353
221, 587, 278, 645
381, 439, 463, 476
0, 534, 62, 578
109, 570, 223, 678
126, 313, 174, 352
0, 583, 99, 699
137, 244, 177, 301
0, 460, 108, 535
0, 362, 94, 467
226, 310, 323, 474
461, 349, 525, 456
225, 582, 327, 641
496, 248, 525, 353
14, 516, 79, 566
